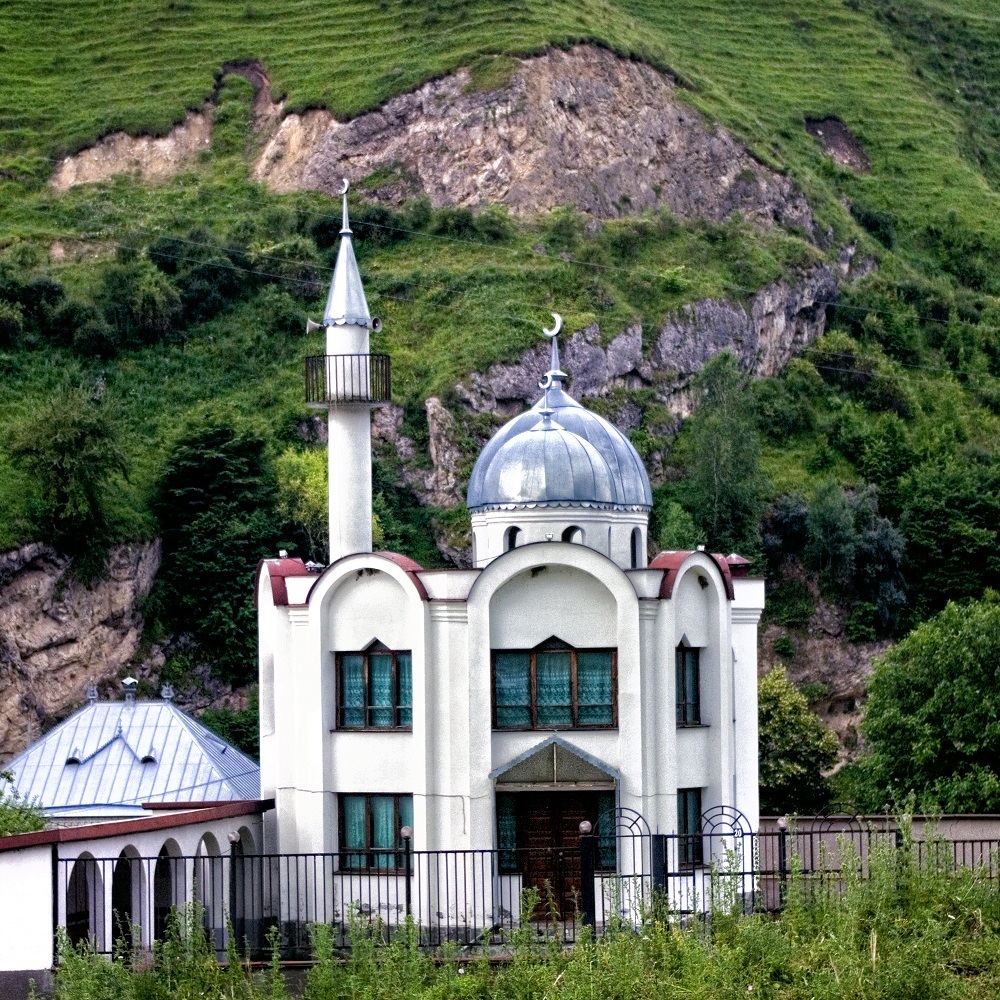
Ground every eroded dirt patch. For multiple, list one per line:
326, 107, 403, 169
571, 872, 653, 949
805, 117, 871, 173
256, 46, 816, 235
50, 111, 212, 191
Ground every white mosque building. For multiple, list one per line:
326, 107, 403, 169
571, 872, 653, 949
256, 182, 765, 906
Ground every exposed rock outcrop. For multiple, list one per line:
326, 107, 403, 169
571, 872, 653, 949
256, 46, 816, 236
49, 113, 212, 191
454, 263, 837, 425
0, 541, 160, 763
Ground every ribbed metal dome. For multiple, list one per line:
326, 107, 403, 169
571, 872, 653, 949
469, 413, 616, 511
467, 387, 653, 512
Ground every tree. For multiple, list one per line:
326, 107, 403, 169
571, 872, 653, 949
758, 666, 839, 815
275, 447, 328, 562
899, 457, 1000, 612
99, 256, 181, 349
857, 596, 1000, 813
155, 422, 280, 684
657, 501, 705, 550
679, 351, 768, 555
805, 479, 857, 585
8, 385, 127, 562
0, 770, 46, 837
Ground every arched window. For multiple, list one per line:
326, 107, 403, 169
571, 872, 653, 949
195, 834, 225, 951
153, 843, 181, 942
630, 527, 642, 569
67, 854, 103, 948
111, 848, 143, 952
504, 526, 521, 552
561, 526, 583, 544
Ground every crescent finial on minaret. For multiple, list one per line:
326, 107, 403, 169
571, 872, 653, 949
340, 178, 352, 235
538, 312, 567, 392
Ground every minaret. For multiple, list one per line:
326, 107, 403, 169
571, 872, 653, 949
306, 179, 390, 563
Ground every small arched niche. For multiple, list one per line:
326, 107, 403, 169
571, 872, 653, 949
505, 526, 522, 552
561, 525, 584, 544
630, 527, 643, 569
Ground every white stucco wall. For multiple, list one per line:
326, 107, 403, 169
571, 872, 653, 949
0, 845, 53, 971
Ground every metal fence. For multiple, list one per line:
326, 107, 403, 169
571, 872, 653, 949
55, 829, 1000, 960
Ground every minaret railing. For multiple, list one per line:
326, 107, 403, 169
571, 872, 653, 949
305, 353, 391, 406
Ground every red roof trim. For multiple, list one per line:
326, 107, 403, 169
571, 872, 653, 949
0, 799, 274, 853
141, 799, 264, 811
304, 551, 430, 605
650, 550, 734, 600
254, 558, 316, 607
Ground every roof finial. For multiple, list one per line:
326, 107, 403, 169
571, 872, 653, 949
323, 178, 371, 326
538, 313, 566, 393
340, 178, 352, 235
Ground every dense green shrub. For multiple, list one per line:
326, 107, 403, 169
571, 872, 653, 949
857, 595, 1000, 813
154, 421, 283, 684
7, 384, 127, 570
0, 768, 45, 836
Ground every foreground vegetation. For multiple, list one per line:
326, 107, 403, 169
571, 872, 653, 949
52, 839, 1000, 999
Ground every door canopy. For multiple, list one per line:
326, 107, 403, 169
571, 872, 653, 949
490, 735, 618, 789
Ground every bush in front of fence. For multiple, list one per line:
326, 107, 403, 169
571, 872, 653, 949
49, 841, 1000, 1000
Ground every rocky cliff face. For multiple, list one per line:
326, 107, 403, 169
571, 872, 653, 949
0, 542, 160, 764
255, 46, 817, 236
370, 261, 842, 533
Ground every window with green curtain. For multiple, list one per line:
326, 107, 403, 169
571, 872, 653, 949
342, 794, 367, 868
596, 792, 616, 870
398, 654, 412, 727
337, 646, 412, 729
371, 795, 396, 869
577, 652, 613, 725
496, 793, 518, 874
536, 651, 572, 726
493, 642, 616, 729
341, 655, 365, 728
340, 794, 413, 870
370, 654, 394, 728
495, 652, 531, 727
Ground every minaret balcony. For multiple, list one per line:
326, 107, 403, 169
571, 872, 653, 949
305, 353, 391, 407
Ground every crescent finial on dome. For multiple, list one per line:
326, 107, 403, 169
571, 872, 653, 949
539, 312, 568, 393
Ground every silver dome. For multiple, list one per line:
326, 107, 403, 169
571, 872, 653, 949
467, 386, 653, 512
469, 414, 616, 511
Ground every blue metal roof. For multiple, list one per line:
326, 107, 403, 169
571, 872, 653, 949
467, 387, 653, 512
0, 700, 260, 816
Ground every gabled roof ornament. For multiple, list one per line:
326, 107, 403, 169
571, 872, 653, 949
322, 178, 373, 328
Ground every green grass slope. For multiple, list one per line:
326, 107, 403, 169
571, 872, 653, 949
3, 0, 1000, 701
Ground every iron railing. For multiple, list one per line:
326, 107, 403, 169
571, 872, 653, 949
305, 354, 391, 406
54, 830, 1000, 960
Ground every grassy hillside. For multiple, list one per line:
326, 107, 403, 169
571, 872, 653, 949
4, 0, 1000, 760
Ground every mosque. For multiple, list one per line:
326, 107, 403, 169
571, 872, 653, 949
256, 182, 764, 897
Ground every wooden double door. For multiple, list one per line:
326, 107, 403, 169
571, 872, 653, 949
505, 790, 609, 918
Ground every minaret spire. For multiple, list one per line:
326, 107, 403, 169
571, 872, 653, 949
323, 179, 371, 329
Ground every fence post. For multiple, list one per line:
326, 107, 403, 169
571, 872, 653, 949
401, 826, 413, 920
776, 816, 789, 909
578, 821, 596, 928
